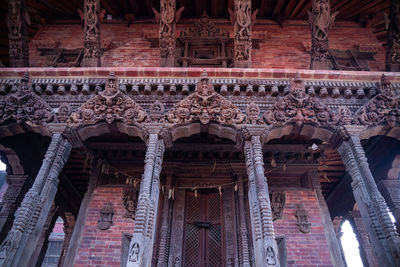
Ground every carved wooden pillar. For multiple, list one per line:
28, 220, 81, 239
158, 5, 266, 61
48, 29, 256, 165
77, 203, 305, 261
159, 0, 176, 67
167, 188, 185, 266
127, 131, 165, 267
81, 0, 101, 67
237, 180, 251, 267
0, 133, 72, 267
338, 126, 400, 267
233, 0, 252, 68
244, 136, 280, 266
308, 0, 337, 70
156, 175, 172, 267
7, 0, 30, 67
386, 0, 400, 71
0, 174, 30, 241
378, 179, 400, 235
57, 212, 75, 267
62, 157, 100, 267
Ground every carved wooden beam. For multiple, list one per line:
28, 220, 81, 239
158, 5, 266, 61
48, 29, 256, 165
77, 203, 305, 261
81, 0, 101, 67
308, 0, 337, 70
386, 0, 400, 71
232, 0, 252, 68
7, 0, 30, 67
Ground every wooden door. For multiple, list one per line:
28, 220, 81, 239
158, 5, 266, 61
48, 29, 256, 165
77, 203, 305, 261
183, 191, 224, 266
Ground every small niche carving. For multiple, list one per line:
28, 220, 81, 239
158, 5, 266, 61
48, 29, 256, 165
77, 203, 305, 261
270, 191, 286, 221
295, 203, 311, 233
123, 188, 138, 220
98, 202, 114, 230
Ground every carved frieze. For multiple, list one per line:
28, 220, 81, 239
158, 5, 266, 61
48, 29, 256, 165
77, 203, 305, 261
68, 72, 147, 126
81, 0, 101, 67
353, 75, 400, 127
295, 204, 311, 233
166, 72, 245, 125
308, 0, 338, 69
123, 188, 138, 220
7, 0, 30, 67
98, 202, 113, 230
271, 191, 285, 221
0, 73, 54, 126
262, 73, 339, 128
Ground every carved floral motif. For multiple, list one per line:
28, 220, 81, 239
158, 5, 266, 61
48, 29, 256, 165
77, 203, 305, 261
166, 72, 245, 125
262, 73, 339, 128
307, 0, 338, 66
68, 72, 147, 126
353, 75, 400, 127
180, 12, 229, 40
0, 73, 54, 125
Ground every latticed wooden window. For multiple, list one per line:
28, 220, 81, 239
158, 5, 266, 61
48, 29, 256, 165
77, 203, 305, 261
183, 191, 224, 266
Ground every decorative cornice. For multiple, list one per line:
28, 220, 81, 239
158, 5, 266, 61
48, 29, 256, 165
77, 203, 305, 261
67, 72, 148, 127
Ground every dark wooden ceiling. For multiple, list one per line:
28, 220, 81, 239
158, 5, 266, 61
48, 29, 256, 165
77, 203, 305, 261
0, 0, 389, 66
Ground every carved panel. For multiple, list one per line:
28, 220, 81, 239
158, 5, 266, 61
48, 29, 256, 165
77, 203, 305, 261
166, 72, 245, 125
0, 73, 54, 125
68, 72, 147, 126
123, 188, 138, 220
232, 0, 252, 67
81, 0, 101, 67
223, 186, 237, 266
270, 191, 285, 221
295, 204, 311, 234
168, 189, 185, 266
98, 202, 113, 230
307, 0, 337, 69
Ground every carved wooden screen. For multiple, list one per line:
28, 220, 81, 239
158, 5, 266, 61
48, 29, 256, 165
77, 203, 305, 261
183, 191, 224, 266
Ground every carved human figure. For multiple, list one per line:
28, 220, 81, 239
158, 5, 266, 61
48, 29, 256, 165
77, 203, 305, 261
123, 189, 137, 220
128, 242, 140, 262
266, 246, 276, 265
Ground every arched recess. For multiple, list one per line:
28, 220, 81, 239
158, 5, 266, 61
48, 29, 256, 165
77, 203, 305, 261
169, 122, 239, 143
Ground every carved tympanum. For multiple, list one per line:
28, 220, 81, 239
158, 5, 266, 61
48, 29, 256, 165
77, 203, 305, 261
271, 191, 286, 221
308, 0, 338, 69
123, 188, 138, 220
262, 73, 339, 127
295, 203, 311, 233
166, 72, 245, 125
68, 72, 147, 126
353, 75, 400, 127
98, 202, 113, 230
0, 73, 54, 125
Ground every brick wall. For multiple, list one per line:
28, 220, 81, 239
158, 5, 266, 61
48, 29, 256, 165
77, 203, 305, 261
74, 187, 134, 267
274, 190, 333, 267
29, 20, 385, 71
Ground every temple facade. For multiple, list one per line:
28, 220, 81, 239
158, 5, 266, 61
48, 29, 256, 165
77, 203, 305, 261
0, 0, 399, 267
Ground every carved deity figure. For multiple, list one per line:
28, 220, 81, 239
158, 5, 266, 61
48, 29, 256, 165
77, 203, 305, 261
266, 246, 277, 265
123, 188, 137, 220
128, 242, 140, 262
308, 0, 337, 66
271, 192, 286, 221
246, 102, 260, 124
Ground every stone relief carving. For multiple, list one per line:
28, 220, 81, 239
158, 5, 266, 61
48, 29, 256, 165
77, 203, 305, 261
307, 0, 338, 69
0, 73, 54, 125
295, 203, 311, 233
353, 74, 400, 127
128, 242, 140, 262
262, 73, 339, 128
7, 0, 30, 67
123, 188, 138, 220
82, 0, 101, 66
271, 191, 285, 221
68, 72, 147, 126
98, 202, 113, 230
266, 246, 276, 265
166, 72, 245, 125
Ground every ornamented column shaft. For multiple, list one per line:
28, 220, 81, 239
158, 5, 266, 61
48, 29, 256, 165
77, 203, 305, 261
81, 0, 101, 67
159, 0, 176, 67
7, 0, 30, 67
250, 136, 280, 267
385, 0, 400, 71
157, 176, 172, 267
127, 132, 164, 267
0, 133, 72, 267
0, 174, 29, 241
378, 179, 400, 235
237, 180, 251, 267
338, 130, 400, 266
308, 0, 337, 70
233, 0, 252, 68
